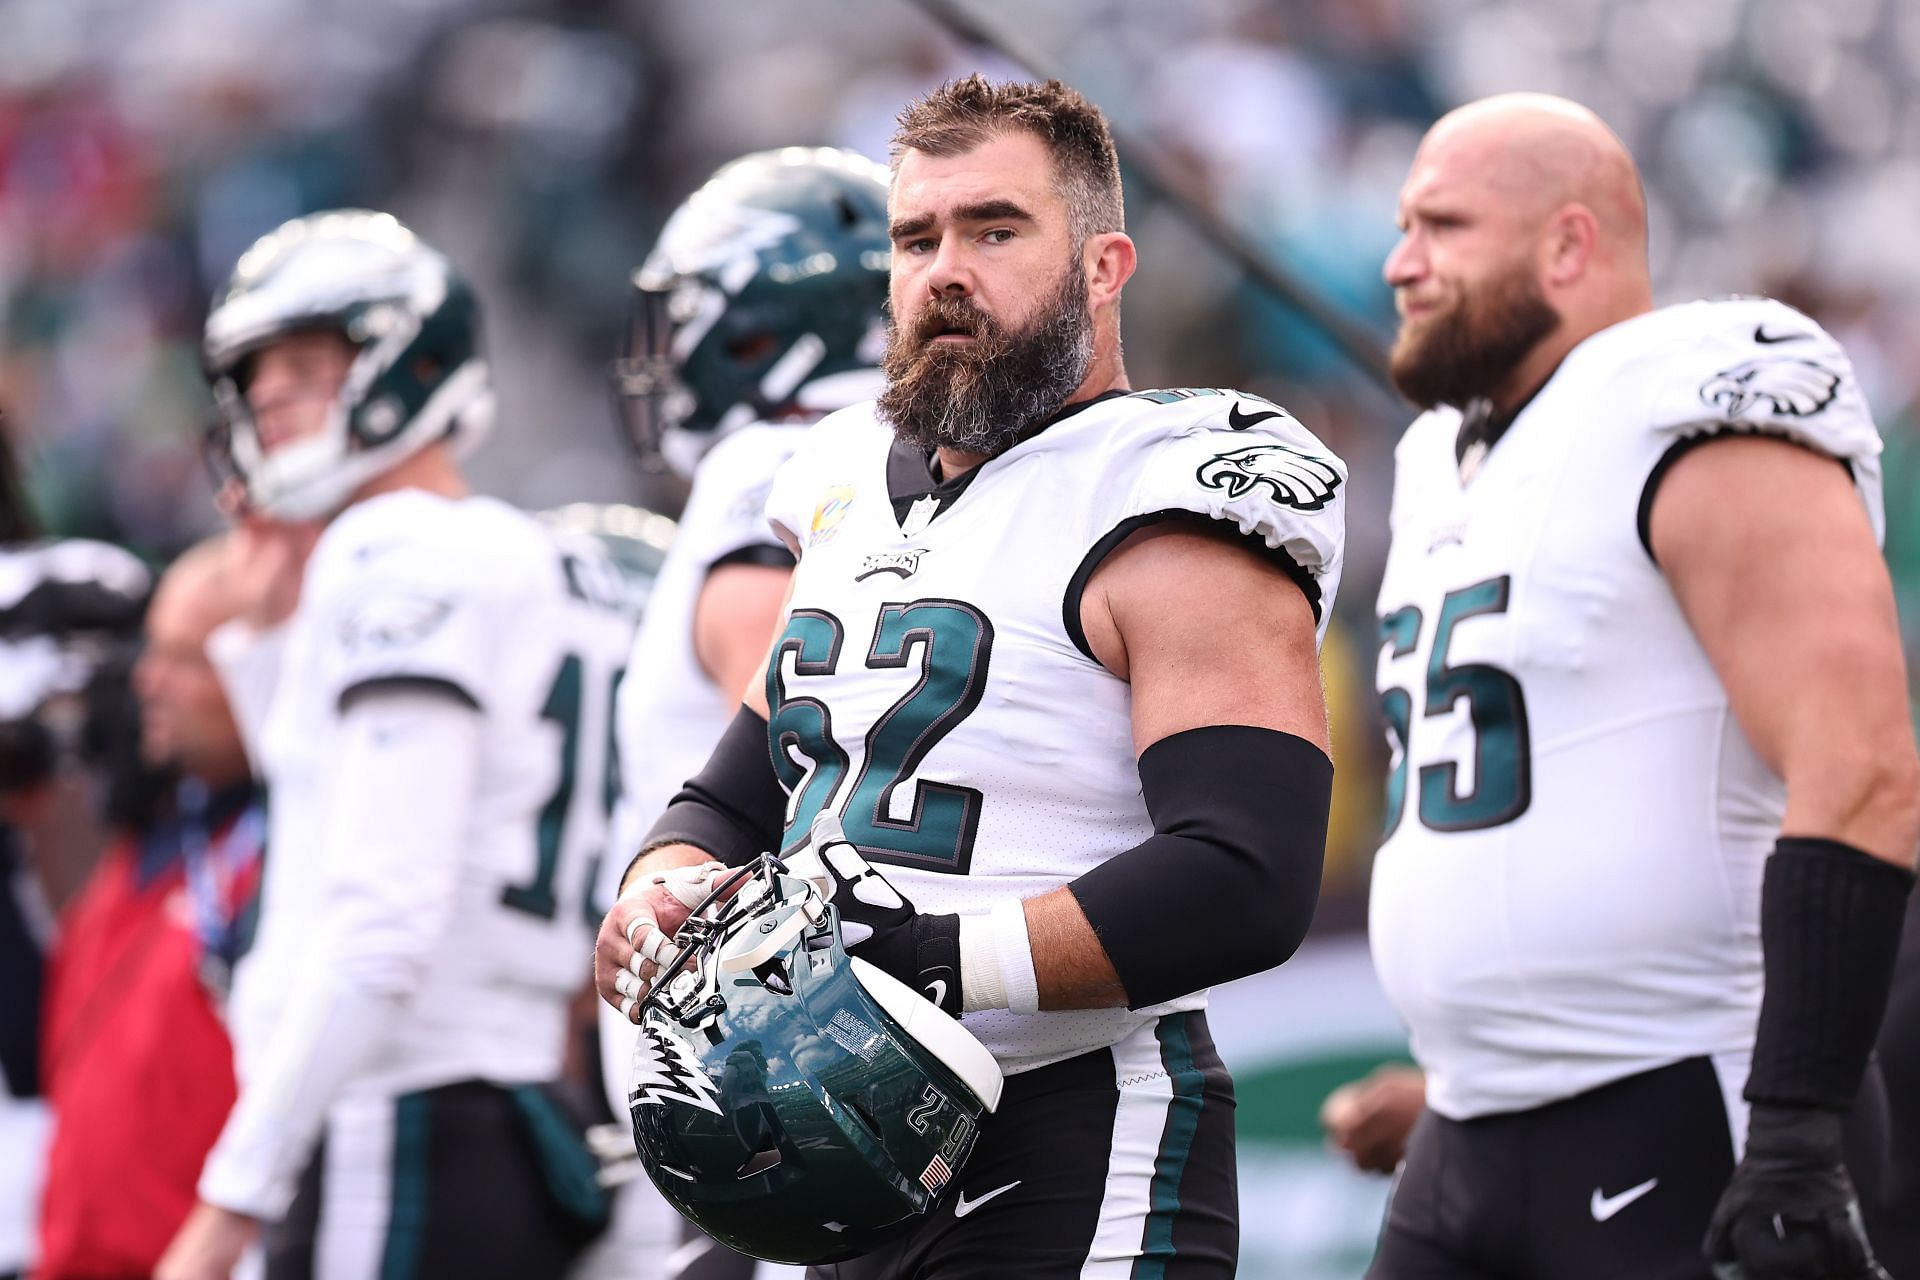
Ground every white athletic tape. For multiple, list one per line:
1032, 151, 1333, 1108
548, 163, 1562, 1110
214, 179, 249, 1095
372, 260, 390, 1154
638, 929, 680, 967
960, 899, 1040, 1014
614, 968, 641, 999
619, 995, 638, 1021
624, 912, 651, 945
658, 861, 728, 909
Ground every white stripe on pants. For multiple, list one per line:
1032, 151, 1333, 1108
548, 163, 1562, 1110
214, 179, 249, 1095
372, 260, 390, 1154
1080, 1019, 1174, 1278
312, 1093, 397, 1280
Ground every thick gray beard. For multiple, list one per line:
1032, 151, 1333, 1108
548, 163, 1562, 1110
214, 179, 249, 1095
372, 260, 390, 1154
878, 260, 1095, 459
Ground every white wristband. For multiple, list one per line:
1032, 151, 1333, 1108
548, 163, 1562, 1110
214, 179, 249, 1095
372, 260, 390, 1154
959, 899, 1041, 1015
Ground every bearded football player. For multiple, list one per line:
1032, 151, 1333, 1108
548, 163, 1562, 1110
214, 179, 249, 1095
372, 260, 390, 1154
594, 76, 1347, 1278
1362, 94, 1917, 1280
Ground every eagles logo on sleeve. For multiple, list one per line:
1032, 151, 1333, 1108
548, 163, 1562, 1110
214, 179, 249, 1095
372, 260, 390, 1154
336, 592, 454, 652
1196, 442, 1342, 511
1700, 358, 1841, 420
630, 1023, 724, 1114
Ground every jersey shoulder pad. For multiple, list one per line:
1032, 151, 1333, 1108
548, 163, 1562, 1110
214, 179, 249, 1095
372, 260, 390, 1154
1092, 388, 1347, 566
764, 403, 885, 549
308, 495, 550, 709
684, 421, 809, 563
1624, 298, 1880, 465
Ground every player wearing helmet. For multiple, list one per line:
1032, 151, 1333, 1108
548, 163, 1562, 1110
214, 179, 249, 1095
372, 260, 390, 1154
160, 210, 634, 1280
599, 145, 890, 1280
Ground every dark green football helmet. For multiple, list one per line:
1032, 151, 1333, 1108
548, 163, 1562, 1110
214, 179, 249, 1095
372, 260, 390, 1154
614, 147, 891, 478
630, 855, 1002, 1265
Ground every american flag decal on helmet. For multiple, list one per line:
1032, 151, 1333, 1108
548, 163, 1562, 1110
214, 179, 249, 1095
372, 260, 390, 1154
920, 1154, 954, 1194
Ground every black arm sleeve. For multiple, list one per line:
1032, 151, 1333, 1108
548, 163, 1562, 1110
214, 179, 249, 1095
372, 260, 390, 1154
708, 543, 796, 572
1067, 724, 1331, 1009
1744, 836, 1915, 1110
627, 706, 787, 886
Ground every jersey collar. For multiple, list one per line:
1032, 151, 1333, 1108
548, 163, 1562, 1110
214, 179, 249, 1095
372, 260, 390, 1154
884, 389, 1130, 528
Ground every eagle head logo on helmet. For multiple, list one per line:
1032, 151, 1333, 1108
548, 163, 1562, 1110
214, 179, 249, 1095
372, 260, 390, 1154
613, 147, 892, 479
1196, 443, 1343, 511
1699, 358, 1841, 420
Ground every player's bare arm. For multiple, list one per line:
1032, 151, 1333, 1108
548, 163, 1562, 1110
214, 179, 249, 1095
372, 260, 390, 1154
1034, 522, 1331, 1010
691, 561, 792, 700
1652, 431, 1919, 1279
1651, 434, 1920, 866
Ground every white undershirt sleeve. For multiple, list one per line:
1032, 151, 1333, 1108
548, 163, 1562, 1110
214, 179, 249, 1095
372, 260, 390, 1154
198, 688, 482, 1219
206, 618, 289, 777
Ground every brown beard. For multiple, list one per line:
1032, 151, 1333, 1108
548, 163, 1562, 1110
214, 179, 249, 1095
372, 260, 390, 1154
877, 255, 1094, 458
1389, 262, 1559, 411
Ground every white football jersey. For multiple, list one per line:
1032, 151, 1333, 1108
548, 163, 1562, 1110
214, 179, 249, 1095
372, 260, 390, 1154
229, 490, 634, 1098
607, 423, 805, 865
763, 389, 1347, 1073
1368, 298, 1884, 1120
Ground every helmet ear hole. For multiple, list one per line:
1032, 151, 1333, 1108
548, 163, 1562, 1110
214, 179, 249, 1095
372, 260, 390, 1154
841, 1094, 883, 1142
753, 956, 794, 996
736, 1142, 785, 1180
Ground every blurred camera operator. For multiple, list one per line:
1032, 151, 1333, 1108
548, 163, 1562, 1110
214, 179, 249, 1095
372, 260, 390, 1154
37, 535, 266, 1280
0, 420, 150, 1280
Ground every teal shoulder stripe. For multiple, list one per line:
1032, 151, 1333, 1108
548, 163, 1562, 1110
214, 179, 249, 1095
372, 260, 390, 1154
381, 1091, 432, 1280
1133, 1012, 1206, 1280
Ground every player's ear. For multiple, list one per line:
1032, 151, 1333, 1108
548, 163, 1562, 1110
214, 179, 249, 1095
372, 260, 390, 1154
1085, 232, 1136, 309
1541, 204, 1598, 289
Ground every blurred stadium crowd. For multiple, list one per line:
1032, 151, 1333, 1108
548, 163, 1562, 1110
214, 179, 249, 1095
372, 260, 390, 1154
8, 0, 1920, 879
3, 0, 1920, 1272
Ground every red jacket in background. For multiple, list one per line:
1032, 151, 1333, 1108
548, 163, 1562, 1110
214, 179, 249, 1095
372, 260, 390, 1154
38, 795, 263, 1280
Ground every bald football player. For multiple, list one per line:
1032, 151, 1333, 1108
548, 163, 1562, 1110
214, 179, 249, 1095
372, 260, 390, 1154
1363, 93, 1916, 1280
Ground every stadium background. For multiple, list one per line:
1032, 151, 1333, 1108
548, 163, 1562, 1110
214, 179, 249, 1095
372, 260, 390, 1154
4, 0, 1918, 1273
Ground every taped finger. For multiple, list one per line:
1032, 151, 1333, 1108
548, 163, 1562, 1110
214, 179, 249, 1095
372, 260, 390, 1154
614, 968, 641, 999
624, 911, 654, 945
637, 929, 682, 968
658, 861, 727, 909
620, 995, 638, 1022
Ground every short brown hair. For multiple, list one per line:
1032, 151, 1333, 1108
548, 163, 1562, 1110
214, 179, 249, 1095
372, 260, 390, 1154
891, 76, 1125, 249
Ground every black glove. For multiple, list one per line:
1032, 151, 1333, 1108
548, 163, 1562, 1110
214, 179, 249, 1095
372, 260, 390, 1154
1705, 1104, 1889, 1280
806, 812, 963, 1016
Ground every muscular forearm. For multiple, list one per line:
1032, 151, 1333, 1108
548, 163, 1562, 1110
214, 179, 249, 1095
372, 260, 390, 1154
1023, 887, 1126, 1010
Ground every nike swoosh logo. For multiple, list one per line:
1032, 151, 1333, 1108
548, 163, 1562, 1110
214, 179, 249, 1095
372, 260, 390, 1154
1590, 1177, 1658, 1221
953, 1180, 1021, 1218
1227, 402, 1285, 431
1753, 325, 1808, 344
924, 979, 948, 1008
